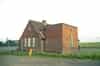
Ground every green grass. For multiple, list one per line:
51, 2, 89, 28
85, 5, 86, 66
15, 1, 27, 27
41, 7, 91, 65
0, 51, 10, 56
79, 42, 100, 48
0, 41, 100, 60
1, 51, 99, 60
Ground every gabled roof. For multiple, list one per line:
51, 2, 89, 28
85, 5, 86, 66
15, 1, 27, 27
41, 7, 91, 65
28, 20, 77, 31
28, 20, 44, 33
28, 20, 47, 39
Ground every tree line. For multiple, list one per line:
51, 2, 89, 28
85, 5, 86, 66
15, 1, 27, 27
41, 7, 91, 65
0, 40, 18, 47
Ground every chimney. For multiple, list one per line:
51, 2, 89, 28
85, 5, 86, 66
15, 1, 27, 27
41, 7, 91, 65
42, 20, 46, 23
42, 20, 47, 26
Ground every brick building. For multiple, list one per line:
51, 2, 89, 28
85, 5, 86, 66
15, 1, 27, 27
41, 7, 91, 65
19, 20, 79, 54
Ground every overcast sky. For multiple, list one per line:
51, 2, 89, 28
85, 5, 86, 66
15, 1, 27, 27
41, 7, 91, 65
0, 0, 100, 42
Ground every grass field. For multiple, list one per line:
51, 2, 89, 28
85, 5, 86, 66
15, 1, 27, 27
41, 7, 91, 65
79, 42, 100, 48
0, 42, 100, 60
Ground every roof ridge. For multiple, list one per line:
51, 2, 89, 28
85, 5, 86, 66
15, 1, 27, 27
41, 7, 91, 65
28, 19, 42, 24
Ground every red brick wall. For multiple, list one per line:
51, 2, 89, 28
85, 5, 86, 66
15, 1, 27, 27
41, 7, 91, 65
45, 24, 63, 53
62, 24, 78, 53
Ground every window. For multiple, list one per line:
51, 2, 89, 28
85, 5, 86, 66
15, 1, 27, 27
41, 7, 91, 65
24, 38, 27, 47
28, 37, 31, 47
32, 37, 35, 47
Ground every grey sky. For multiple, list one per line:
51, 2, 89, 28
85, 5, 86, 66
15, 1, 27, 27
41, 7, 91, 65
0, 0, 100, 42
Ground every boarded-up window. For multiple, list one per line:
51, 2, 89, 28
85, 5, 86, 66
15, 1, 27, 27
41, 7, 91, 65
28, 37, 31, 47
24, 38, 27, 47
32, 37, 35, 47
